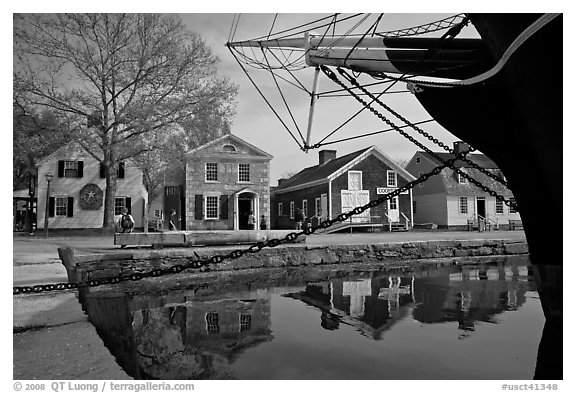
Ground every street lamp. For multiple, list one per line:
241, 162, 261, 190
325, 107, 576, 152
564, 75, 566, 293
44, 172, 53, 238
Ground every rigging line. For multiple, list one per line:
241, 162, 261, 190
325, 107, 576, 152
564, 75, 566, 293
232, 14, 241, 42
312, 119, 436, 148
317, 78, 400, 96
267, 14, 278, 39
315, 14, 371, 58
343, 14, 383, 68
317, 16, 470, 147
227, 45, 304, 150
320, 90, 409, 98
267, 47, 311, 94
262, 47, 307, 144
371, 14, 384, 37
245, 13, 352, 42
227, 14, 236, 42
315, 70, 404, 146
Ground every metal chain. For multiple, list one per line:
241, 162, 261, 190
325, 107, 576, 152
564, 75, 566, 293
321, 66, 518, 210
337, 68, 511, 191
13, 149, 472, 295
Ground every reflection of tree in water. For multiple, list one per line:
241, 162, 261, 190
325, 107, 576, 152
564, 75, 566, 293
130, 297, 273, 379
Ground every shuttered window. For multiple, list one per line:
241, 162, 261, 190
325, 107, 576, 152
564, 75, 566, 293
205, 196, 219, 219
59, 160, 83, 178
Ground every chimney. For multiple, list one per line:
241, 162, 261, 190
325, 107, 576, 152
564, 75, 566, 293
277, 178, 286, 186
319, 150, 337, 165
453, 141, 470, 155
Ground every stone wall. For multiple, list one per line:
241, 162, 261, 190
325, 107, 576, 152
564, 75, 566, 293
60, 239, 529, 290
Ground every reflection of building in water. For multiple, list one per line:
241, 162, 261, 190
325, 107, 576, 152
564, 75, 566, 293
286, 275, 415, 340
287, 264, 533, 341
414, 265, 532, 334
84, 291, 272, 380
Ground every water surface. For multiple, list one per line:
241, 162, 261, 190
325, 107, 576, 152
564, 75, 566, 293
84, 257, 544, 379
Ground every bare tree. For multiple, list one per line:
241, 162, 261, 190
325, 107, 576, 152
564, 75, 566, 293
14, 13, 237, 229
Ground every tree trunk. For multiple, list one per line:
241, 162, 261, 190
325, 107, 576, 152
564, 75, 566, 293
102, 155, 118, 230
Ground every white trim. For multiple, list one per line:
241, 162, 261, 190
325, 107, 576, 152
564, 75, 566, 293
386, 170, 397, 187
315, 197, 321, 216
185, 133, 274, 159
278, 202, 283, 217
347, 170, 363, 191
204, 195, 220, 220
205, 162, 218, 182
290, 201, 295, 219
302, 199, 308, 218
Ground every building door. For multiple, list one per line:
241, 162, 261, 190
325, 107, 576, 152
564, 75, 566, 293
238, 196, 254, 229
164, 186, 180, 230
341, 190, 370, 223
476, 197, 486, 219
321, 193, 328, 219
387, 196, 399, 222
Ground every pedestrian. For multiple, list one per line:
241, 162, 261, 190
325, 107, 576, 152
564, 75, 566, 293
168, 209, 177, 231
294, 208, 303, 230
247, 211, 255, 230
260, 215, 267, 230
120, 207, 135, 234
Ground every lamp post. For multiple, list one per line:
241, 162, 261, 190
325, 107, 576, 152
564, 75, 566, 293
44, 172, 53, 238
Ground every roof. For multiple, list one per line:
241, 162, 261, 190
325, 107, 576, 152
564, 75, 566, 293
276, 147, 370, 190
185, 133, 273, 159
275, 146, 416, 193
420, 151, 499, 169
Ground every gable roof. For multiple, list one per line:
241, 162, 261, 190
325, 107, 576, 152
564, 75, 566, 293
276, 147, 370, 190
275, 146, 416, 193
419, 151, 499, 169
185, 133, 273, 159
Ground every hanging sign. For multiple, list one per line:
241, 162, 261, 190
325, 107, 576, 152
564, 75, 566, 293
376, 187, 408, 195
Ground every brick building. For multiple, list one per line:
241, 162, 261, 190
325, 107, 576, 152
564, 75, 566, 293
405, 141, 520, 229
271, 146, 415, 231
35, 141, 148, 229
184, 134, 273, 230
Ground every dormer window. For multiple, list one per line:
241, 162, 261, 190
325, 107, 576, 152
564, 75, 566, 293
222, 144, 236, 153
458, 172, 467, 184
416, 156, 421, 164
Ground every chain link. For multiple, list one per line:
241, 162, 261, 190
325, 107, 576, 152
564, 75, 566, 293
321, 66, 518, 210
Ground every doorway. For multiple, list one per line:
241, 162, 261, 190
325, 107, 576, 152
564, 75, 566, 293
238, 196, 253, 229
476, 197, 486, 219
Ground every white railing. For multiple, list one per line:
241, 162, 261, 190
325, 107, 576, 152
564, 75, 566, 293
401, 212, 411, 230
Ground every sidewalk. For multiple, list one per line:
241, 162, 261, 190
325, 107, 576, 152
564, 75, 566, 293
12, 229, 527, 380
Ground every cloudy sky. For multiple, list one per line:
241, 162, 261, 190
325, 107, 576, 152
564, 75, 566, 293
176, 12, 482, 184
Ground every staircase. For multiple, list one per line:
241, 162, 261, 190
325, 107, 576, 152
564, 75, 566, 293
388, 222, 407, 232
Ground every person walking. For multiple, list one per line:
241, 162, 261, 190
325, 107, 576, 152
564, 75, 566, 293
260, 215, 267, 230
168, 209, 177, 231
294, 208, 303, 230
247, 211, 255, 230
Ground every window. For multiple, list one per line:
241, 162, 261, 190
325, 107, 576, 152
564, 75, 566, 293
302, 199, 308, 218
290, 201, 295, 219
205, 163, 218, 182
239, 313, 251, 332
387, 170, 397, 187
416, 157, 421, 164
56, 197, 68, 216
165, 186, 178, 196
64, 161, 79, 178
348, 171, 362, 191
458, 171, 467, 184
459, 196, 468, 214
389, 196, 398, 210
509, 197, 517, 214
238, 163, 250, 182
278, 203, 283, 216
205, 196, 219, 219
222, 144, 236, 153
114, 197, 128, 216
154, 210, 162, 218
315, 198, 322, 216
495, 199, 504, 214
206, 312, 219, 334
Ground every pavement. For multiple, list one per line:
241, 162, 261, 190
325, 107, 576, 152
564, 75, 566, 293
12, 228, 527, 380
